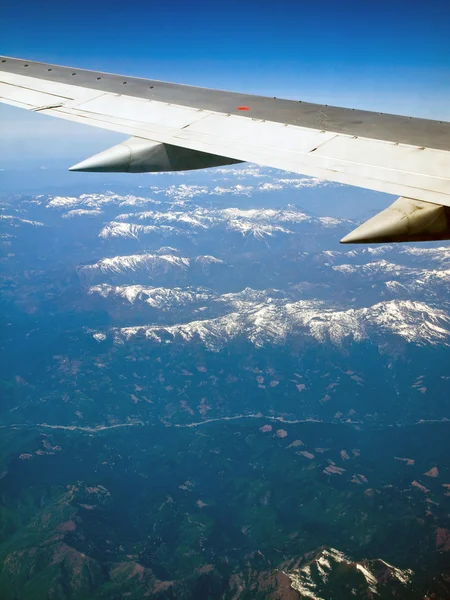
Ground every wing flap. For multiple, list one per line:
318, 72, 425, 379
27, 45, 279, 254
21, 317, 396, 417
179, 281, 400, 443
75, 93, 213, 130
182, 112, 338, 153
0, 69, 108, 105
312, 135, 447, 179
0, 81, 61, 109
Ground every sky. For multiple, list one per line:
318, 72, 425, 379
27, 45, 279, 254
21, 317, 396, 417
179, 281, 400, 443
1, 0, 449, 174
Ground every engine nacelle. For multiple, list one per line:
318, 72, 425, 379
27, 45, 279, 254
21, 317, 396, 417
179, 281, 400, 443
341, 197, 450, 243
69, 137, 241, 173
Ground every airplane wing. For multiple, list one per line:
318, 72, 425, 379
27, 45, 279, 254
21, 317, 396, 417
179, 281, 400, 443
1, 54, 450, 243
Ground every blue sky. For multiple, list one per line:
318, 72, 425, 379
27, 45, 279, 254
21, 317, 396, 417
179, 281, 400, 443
1, 0, 449, 170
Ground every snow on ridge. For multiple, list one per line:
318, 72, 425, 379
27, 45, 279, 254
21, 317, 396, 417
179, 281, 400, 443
163, 184, 209, 201
155, 246, 180, 255
105, 206, 330, 240
149, 175, 328, 199
89, 284, 273, 312
40, 175, 333, 221
195, 255, 225, 264
227, 221, 292, 238
209, 176, 328, 195
399, 246, 450, 266
210, 184, 254, 196
318, 216, 345, 227
217, 207, 310, 223
333, 260, 450, 288
63, 209, 103, 218
211, 165, 328, 185
339, 245, 394, 259
383, 270, 450, 299
212, 165, 268, 178
46, 192, 160, 211
333, 260, 412, 277
89, 284, 214, 308
80, 252, 224, 276
274, 177, 328, 189
98, 299, 450, 350
0, 215, 44, 227
111, 210, 212, 228
216, 287, 285, 311
99, 221, 169, 239
115, 206, 310, 225
285, 547, 413, 599
80, 253, 191, 275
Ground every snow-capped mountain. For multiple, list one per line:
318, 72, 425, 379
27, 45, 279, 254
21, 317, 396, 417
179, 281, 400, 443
45, 192, 161, 211
80, 252, 224, 277
98, 298, 450, 350
4, 181, 450, 352
89, 284, 214, 310
105, 205, 350, 240
284, 547, 413, 599
333, 259, 450, 282
0, 214, 44, 227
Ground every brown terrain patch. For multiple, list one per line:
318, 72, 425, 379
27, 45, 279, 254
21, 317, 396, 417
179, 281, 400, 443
412, 481, 430, 494
424, 467, 439, 478
275, 429, 288, 438
196, 564, 215, 574
287, 440, 304, 448
180, 400, 194, 415
436, 528, 450, 552
198, 398, 211, 416
58, 520, 77, 533
298, 451, 315, 460
259, 425, 272, 433
324, 464, 345, 475
229, 569, 299, 600
352, 474, 368, 485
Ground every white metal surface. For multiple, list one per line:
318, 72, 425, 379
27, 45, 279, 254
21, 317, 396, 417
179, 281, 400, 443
2, 69, 450, 208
